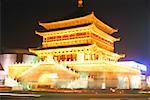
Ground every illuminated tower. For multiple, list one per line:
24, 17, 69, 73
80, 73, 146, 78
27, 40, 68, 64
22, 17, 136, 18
8, 1, 142, 89
28, 11, 128, 89
29, 0, 124, 63
29, 12, 124, 63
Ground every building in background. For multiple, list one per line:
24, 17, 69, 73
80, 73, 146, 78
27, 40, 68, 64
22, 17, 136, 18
0, 49, 36, 85
0, 64, 5, 85
117, 61, 147, 89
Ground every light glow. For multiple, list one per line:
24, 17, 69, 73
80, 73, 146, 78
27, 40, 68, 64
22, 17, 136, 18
5, 10, 146, 90
118, 61, 147, 71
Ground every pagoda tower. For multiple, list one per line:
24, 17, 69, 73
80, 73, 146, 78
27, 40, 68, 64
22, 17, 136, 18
8, 1, 142, 89
29, 11, 124, 63
28, 7, 127, 89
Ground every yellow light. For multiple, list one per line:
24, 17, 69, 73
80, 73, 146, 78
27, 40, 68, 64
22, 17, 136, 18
39, 13, 117, 34
38, 74, 57, 84
49, 73, 58, 78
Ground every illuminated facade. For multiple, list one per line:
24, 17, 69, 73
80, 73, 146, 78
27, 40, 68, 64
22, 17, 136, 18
7, 9, 146, 89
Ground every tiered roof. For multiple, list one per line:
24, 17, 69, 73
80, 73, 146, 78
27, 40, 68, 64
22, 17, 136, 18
29, 43, 125, 60
30, 8, 124, 60
38, 12, 117, 34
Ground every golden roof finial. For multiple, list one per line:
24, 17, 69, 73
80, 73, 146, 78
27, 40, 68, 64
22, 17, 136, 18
77, 0, 83, 7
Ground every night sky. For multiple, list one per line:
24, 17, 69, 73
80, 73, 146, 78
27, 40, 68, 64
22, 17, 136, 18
1, 0, 150, 71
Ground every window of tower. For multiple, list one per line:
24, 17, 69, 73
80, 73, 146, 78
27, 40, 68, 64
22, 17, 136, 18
95, 54, 98, 60
53, 56, 58, 61
60, 55, 65, 61
85, 53, 91, 60
91, 33, 113, 46
67, 54, 71, 61
70, 34, 75, 39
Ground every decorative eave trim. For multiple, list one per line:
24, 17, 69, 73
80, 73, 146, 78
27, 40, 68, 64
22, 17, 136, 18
29, 44, 124, 60
39, 12, 117, 34
91, 13, 118, 34
36, 23, 118, 42
35, 24, 91, 37
92, 44, 125, 59
90, 24, 118, 42
28, 44, 92, 56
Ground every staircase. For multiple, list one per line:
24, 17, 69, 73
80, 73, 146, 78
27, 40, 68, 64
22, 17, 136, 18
5, 76, 19, 87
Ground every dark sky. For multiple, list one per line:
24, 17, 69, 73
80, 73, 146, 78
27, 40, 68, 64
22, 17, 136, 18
1, 0, 150, 70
